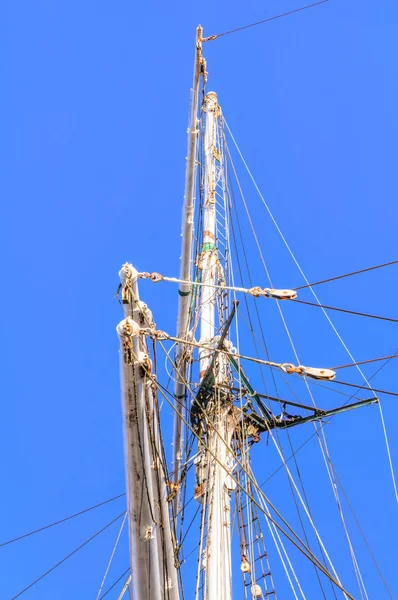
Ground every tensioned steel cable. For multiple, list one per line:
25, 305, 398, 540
226, 137, 331, 598
0, 493, 125, 548
332, 380, 398, 397
96, 513, 127, 600
204, 1, 328, 41
224, 115, 398, 500
140, 346, 355, 598
294, 259, 398, 291
332, 352, 398, 371
258, 356, 397, 597
291, 298, 398, 323
11, 512, 126, 599
263, 352, 398, 486
333, 471, 394, 600
126, 285, 354, 595
138, 274, 398, 324
99, 568, 130, 600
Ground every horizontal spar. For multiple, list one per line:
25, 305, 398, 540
137, 270, 297, 300
145, 329, 336, 381
226, 387, 376, 413
135, 271, 398, 323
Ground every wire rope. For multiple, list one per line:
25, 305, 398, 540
292, 298, 398, 324
224, 116, 398, 503
223, 124, 369, 598
0, 493, 125, 548
204, 1, 328, 40
225, 132, 330, 598
332, 352, 398, 370
11, 512, 126, 599
96, 513, 127, 599
125, 282, 356, 597
99, 568, 130, 599
294, 259, 398, 291
135, 342, 356, 599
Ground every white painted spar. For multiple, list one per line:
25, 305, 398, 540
172, 25, 204, 521
199, 91, 218, 378
198, 93, 234, 600
117, 263, 179, 600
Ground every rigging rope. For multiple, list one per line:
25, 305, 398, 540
223, 123, 376, 597
333, 472, 394, 600
294, 259, 398, 291
332, 380, 398, 397
226, 158, 323, 596
138, 271, 296, 300
203, 0, 328, 41
253, 474, 307, 600
224, 147, 263, 595
259, 395, 353, 597
99, 568, 130, 600
292, 298, 398, 323
138, 252, 379, 594
332, 352, 398, 370
116, 575, 132, 600
224, 116, 398, 503
256, 356, 395, 596
0, 492, 125, 548
139, 271, 398, 324
11, 512, 126, 599
125, 282, 355, 597
96, 513, 127, 600
151, 330, 339, 383
132, 341, 356, 599
263, 351, 398, 486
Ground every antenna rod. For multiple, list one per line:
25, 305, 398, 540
172, 26, 204, 520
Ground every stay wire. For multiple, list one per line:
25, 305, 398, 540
332, 472, 394, 600
139, 343, 355, 598
205, 0, 328, 40
228, 134, 363, 596
0, 492, 125, 548
332, 352, 398, 370
292, 298, 398, 324
332, 380, 398, 398
294, 259, 398, 291
96, 513, 127, 600
223, 125, 370, 597
224, 115, 398, 503
260, 412, 393, 597
11, 511, 126, 599
263, 352, 396, 483
125, 287, 354, 597
227, 144, 329, 598
99, 568, 130, 600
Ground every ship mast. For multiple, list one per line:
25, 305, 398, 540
117, 264, 179, 600
172, 25, 205, 521
114, 23, 385, 600
195, 91, 235, 600
199, 92, 232, 600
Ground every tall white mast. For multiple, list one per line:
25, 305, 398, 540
117, 263, 179, 600
199, 92, 234, 600
172, 26, 205, 519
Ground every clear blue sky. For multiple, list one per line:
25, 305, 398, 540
2, 0, 398, 598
